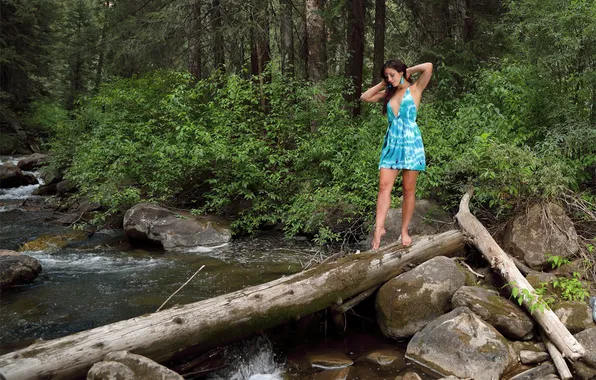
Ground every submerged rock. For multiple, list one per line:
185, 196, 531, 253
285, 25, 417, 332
19, 230, 90, 252
452, 286, 534, 339
0, 162, 38, 188
376, 256, 465, 339
17, 153, 49, 171
503, 203, 580, 270
124, 203, 231, 250
406, 307, 515, 379
87, 350, 183, 380
307, 351, 353, 369
0, 249, 42, 289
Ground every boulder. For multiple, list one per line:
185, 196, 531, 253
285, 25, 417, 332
367, 199, 454, 247
571, 327, 596, 380
123, 203, 231, 250
452, 286, 534, 339
32, 183, 57, 196
552, 300, 594, 334
56, 179, 77, 194
0, 162, 38, 188
87, 350, 183, 380
406, 307, 515, 379
355, 349, 406, 372
17, 153, 49, 171
0, 249, 42, 289
376, 256, 465, 339
503, 203, 580, 270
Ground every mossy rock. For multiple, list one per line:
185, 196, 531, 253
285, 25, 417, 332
19, 230, 90, 252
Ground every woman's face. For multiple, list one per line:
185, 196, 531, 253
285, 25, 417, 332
384, 68, 402, 87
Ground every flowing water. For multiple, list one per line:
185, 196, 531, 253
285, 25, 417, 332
0, 155, 436, 379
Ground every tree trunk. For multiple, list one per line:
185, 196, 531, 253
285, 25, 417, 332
372, 0, 385, 86
455, 189, 585, 361
345, 0, 365, 115
306, 0, 327, 82
280, 0, 294, 76
212, 0, 225, 71
95, 6, 108, 91
187, 0, 202, 80
0, 230, 465, 380
250, 1, 270, 78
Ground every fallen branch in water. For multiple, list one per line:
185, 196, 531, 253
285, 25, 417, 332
157, 265, 205, 312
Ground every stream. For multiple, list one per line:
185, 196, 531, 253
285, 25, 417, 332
0, 156, 437, 379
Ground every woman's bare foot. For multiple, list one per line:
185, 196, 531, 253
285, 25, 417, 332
372, 226, 386, 250
401, 230, 412, 247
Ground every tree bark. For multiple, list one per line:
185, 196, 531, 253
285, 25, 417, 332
0, 230, 465, 380
372, 0, 385, 86
306, 0, 327, 82
345, 0, 365, 115
187, 0, 202, 80
280, 0, 294, 76
455, 189, 585, 361
250, 1, 270, 78
211, 0, 225, 71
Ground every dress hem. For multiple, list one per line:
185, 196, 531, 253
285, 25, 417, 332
378, 164, 426, 172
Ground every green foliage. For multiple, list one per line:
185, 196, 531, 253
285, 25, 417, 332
507, 281, 547, 314
552, 272, 591, 302
546, 254, 571, 270
48, 71, 382, 239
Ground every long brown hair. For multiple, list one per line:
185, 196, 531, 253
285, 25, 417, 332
381, 59, 409, 115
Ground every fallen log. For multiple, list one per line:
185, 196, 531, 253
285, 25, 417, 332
0, 230, 465, 380
541, 330, 573, 380
455, 189, 585, 360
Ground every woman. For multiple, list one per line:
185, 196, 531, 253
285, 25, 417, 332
360, 60, 433, 249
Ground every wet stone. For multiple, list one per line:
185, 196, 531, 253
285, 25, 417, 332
356, 349, 406, 370
508, 362, 555, 380
312, 367, 350, 380
552, 300, 594, 334
308, 351, 354, 369
395, 373, 422, 380
519, 350, 549, 364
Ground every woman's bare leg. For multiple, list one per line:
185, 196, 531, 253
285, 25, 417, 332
372, 168, 400, 250
401, 170, 419, 246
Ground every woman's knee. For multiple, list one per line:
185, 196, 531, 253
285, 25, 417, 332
403, 183, 416, 198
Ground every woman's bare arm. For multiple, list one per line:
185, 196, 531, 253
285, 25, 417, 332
360, 81, 386, 103
407, 62, 433, 92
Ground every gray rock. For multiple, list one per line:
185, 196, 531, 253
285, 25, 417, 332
32, 183, 57, 196
508, 362, 555, 380
307, 351, 353, 369
503, 203, 580, 270
123, 203, 231, 250
552, 300, 594, 334
396, 373, 423, 380
87, 361, 135, 380
0, 250, 42, 289
571, 327, 596, 380
519, 350, 550, 364
17, 153, 49, 171
56, 179, 77, 194
452, 286, 535, 339
0, 162, 38, 188
367, 199, 454, 247
406, 307, 515, 379
356, 349, 406, 371
376, 256, 465, 339
90, 350, 184, 380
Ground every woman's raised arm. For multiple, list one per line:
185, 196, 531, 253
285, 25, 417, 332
407, 62, 433, 92
360, 80, 386, 103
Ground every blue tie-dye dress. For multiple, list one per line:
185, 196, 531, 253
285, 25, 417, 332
378, 87, 426, 171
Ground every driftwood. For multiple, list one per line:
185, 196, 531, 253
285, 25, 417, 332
541, 330, 573, 380
455, 189, 585, 360
0, 230, 465, 380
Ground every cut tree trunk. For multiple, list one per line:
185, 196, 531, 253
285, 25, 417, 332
0, 230, 465, 380
455, 189, 585, 360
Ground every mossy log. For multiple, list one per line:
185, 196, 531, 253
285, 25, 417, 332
0, 230, 465, 380
455, 189, 585, 361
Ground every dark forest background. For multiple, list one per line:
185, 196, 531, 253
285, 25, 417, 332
1, 0, 594, 244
